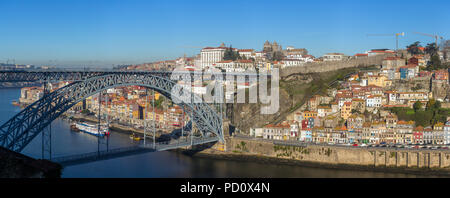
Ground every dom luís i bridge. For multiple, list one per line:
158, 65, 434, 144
0, 69, 265, 166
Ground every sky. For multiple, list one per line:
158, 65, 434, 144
0, 0, 449, 67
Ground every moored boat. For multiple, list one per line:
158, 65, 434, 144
12, 101, 20, 106
70, 123, 80, 132
75, 122, 110, 137
130, 133, 141, 141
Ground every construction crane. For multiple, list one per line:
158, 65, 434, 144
413, 32, 443, 50
367, 32, 405, 51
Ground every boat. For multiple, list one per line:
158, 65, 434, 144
12, 101, 20, 106
70, 123, 80, 132
75, 122, 110, 137
130, 133, 141, 141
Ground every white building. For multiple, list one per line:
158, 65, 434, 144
285, 54, 314, 62
444, 121, 450, 145
250, 128, 264, 138
290, 123, 299, 139
200, 47, 228, 68
282, 59, 304, 67
214, 59, 254, 72
323, 53, 347, 61
366, 95, 382, 108
238, 49, 254, 59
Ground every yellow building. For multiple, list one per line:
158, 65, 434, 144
368, 75, 389, 87
303, 111, 317, 119
340, 102, 352, 120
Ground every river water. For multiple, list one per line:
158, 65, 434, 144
0, 88, 438, 178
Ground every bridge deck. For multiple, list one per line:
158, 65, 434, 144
52, 136, 219, 166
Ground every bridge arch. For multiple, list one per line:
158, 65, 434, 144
0, 73, 224, 152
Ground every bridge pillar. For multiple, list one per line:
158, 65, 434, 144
41, 81, 52, 160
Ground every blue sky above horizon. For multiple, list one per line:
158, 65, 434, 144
0, 0, 449, 67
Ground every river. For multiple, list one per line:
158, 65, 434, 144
0, 88, 438, 178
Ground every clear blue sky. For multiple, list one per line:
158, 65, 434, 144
0, 0, 449, 67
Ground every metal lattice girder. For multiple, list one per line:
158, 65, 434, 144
0, 73, 224, 152
0, 70, 268, 83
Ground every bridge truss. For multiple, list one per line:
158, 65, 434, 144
0, 73, 224, 152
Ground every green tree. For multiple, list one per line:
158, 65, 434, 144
426, 98, 436, 110
407, 41, 423, 55
427, 54, 442, 70
223, 46, 241, 61
413, 101, 422, 112
425, 43, 438, 56
271, 51, 284, 61
434, 100, 441, 109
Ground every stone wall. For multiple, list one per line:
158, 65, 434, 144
226, 137, 450, 170
280, 54, 391, 78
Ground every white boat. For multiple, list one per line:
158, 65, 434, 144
75, 122, 110, 137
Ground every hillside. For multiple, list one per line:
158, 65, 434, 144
231, 66, 378, 134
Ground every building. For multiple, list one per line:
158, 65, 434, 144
263, 41, 282, 52
367, 49, 395, 56
367, 75, 390, 87
351, 98, 366, 113
302, 111, 317, 120
290, 122, 300, 139
434, 69, 449, 81
281, 59, 305, 67
382, 57, 405, 70
262, 123, 291, 140
397, 92, 430, 106
250, 128, 264, 138
300, 128, 312, 142
238, 49, 255, 59
347, 114, 365, 129
323, 53, 347, 61
433, 122, 445, 145
214, 59, 254, 72
317, 106, 332, 117
408, 55, 426, 67
413, 126, 424, 144
366, 95, 382, 108
399, 65, 419, 79
423, 127, 433, 144
284, 47, 308, 56
200, 44, 228, 68
340, 102, 352, 120
444, 121, 450, 145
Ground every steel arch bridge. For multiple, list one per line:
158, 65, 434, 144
0, 73, 224, 152
0, 69, 266, 83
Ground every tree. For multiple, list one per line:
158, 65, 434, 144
223, 46, 240, 61
426, 99, 436, 110
407, 41, 423, 55
434, 100, 441, 109
413, 101, 423, 112
425, 43, 438, 56
426, 54, 442, 70
271, 51, 284, 61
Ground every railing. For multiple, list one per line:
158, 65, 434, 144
233, 134, 450, 152
140, 136, 219, 151
52, 136, 220, 166
52, 146, 151, 165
